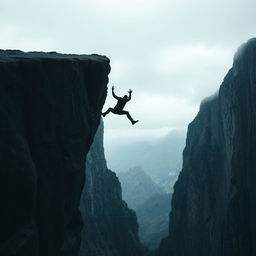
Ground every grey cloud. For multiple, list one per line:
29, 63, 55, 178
0, 0, 255, 142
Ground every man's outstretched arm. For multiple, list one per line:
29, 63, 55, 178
127, 89, 132, 101
112, 86, 121, 100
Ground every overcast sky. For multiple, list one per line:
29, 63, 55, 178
1, 0, 256, 148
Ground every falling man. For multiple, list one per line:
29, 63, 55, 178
102, 86, 139, 125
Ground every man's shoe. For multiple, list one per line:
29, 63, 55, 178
132, 120, 139, 125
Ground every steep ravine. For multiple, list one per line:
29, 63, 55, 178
157, 38, 256, 256
79, 121, 147, 256
118, 167, 171, 250
0, 50, 110, 256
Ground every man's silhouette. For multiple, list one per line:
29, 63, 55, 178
102, 86, 139, 125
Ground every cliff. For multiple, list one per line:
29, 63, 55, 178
0, 50, 110, 256
79, 121, 146, 256
157, 38, 256, 256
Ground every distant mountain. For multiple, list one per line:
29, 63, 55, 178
136, 193, 171, 251
106, 129, 186, 192
118, 166, 164, 209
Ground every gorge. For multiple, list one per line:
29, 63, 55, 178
1, 37, 256, 256
79, 121, 146, 256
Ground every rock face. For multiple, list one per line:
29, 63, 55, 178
157, 38, 256, 256
0, 50, 110, 256
79, 121, 146, 256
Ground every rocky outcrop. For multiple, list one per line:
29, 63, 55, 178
0, 50, 110, 256
79, 121, 147, 256
157, 38, 256, 256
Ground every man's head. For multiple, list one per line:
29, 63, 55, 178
123, 95, 128, 100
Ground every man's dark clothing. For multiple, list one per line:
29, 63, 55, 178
102, 89, 138, 125
114, 98, 129, 111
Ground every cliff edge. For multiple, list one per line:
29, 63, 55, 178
0, 50, 110, 256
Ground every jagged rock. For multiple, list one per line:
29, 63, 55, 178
79, 121, 147, 256
0, 50, 110, 256
157, 38, 256, 256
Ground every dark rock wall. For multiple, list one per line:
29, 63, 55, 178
157, 38, 256, 256
79, 121, 147, 256
0, 51, 110, 256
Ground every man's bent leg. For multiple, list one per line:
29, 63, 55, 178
124, 111, 139, 125
102, 108, 114, 117
119, 110, 135, 124
126, 112, 134, 123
